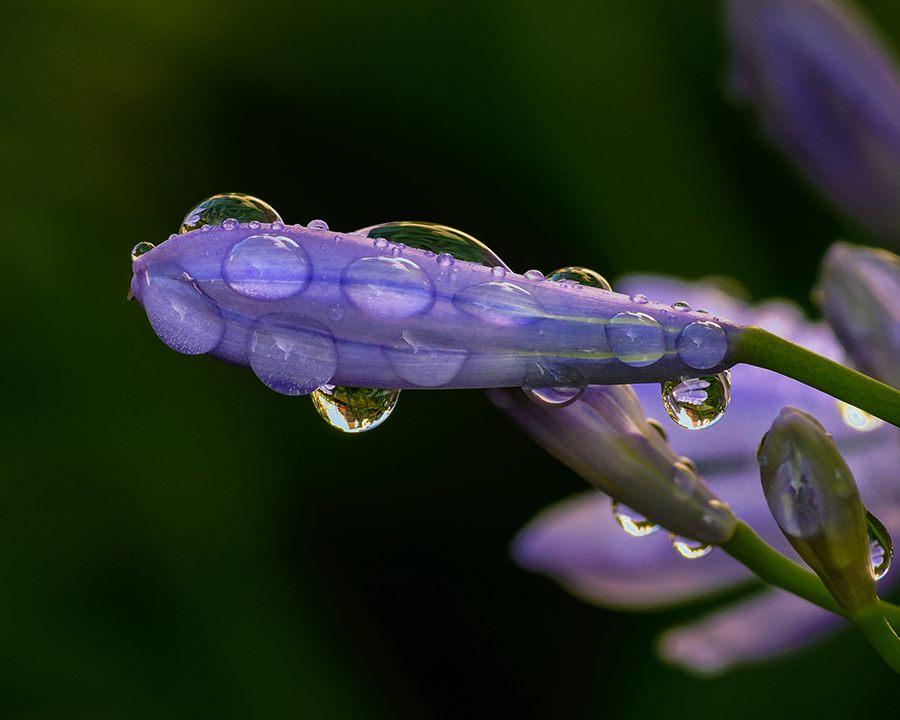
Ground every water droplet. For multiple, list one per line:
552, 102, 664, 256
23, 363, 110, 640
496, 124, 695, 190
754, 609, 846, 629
382, 330, 469, 386
491, 266, 507, 278
867, 511, 893, 580
249, 220, 261, 229
629, 293, 649, 304
661, 371, 731, 430
341, 256, 436, 319
453, 282, 546, 326
526, 386, 585, 407
545, 266, 611, 291
373, 237, 389, 249
179, 193, 281, 233
222, 234, 312, 301
612, 501, 660, 537
131, 242, 155, 261
222, 217, 239, 230
311, 385, 399, 433
671, 300, 691, 311
607, 312, 665, 367
436, 252, 454, 267
326, 303, 345, 321
271, 221, 284, 231
647, 418, 668, 440
524, 269, 544, 281
140, 261, 225, 354
669, 533, 713, 559
308, 219, 329, 230
676, 321, 728, 370
248, 313, 338, 395
390, 244, 402, 257
837, 400, 884, 432
356, 220, 508, 269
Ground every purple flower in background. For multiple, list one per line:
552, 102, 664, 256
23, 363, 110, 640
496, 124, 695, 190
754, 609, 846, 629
727, 0, 900, 242
510, 276, 900, 675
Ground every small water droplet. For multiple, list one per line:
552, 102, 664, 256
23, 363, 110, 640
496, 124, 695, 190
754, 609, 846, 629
545, 266, 611, 291
390, 244, 402, 256
249, 220, 261, 229
179, 193, 281, 233
526, 386, 585, 408
661, 371, 731, 430
671, 300, 691, 311
311, 385, 399, 433
867, 511, 893, 580
612, 501, 660, 537
374, 237, 389, 249
629, 293, 649, 304
355, 221, 507, 269
308, 219, 329, 230
607, 312, 665, 367
131, 242, 155, 261
271, 221, 284, 231
669, 533, 713, 558
524, 269, 544, 281
222, 217, 239, 230
837, 400, 884, 432
491, 266, 507, 278
436, 252, 455, 267
326, 303, 345, 321
647, 418, 668, 440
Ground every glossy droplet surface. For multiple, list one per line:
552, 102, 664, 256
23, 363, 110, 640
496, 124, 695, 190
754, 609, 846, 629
222, 234, 312, 300
311, 385, 399, 433
837, 400, 884, 432
358, 221, 508, 269
382, 331, 469, 387
140, 261, 225, 355
526, 386, 585, 407
307, 219, 329, 230
248, 314, 337, 395
867, 511, 893, 581
629, 293, 649, 304
131, 242, 155, 261
453, 282, 546, 326
676, 321, 728, 370
612, 501, 660, 537
179, 193, 281, 233
647, 418, 668, 440
341, 256, 435, 319
669, 533, 713, 559
546, 266, 611, 291
662, 371, 731, 430
524, 269, 544, 281
607, 312, 665, 367
671, 300, 691, 311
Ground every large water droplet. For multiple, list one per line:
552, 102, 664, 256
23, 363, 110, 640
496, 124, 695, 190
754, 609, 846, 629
676, 321, 728, 370
222, 234, 312, 301
661, 371, 731, 430
179, 193, 282, 233
607, 312, 665, 367
248, 313, 338, 395
131, 242, 155, 261
612, 501, 660, 537
545, 266, 612, 291
669, 533, 713, 559
867, 510, 893, 581
382, 330, 470, 387
311, 385, 399, 433
837, 400, 884, 432
357, 221, 508, 269
140, 261, 225, 354
341, 256, 435, 319
452, 282, 545, 326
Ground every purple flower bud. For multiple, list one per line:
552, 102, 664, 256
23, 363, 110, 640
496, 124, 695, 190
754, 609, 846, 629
818, 241, 900, 388
727, 0, 900, 241
759, 406, 877, 612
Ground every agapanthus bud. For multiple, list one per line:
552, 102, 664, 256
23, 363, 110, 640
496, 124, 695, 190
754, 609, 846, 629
817, 241, 900, 389
489, 385, 738, 545
727, 0, 900, 242
758, 406, 876, 612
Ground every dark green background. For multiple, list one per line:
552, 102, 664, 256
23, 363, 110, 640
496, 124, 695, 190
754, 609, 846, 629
3, 0, 899, 716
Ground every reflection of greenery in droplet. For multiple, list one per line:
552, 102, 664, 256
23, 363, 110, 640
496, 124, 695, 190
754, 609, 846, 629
867, 510, 893, 580
311, 385, 400, 433
545, 266, 611, 290
179, 193, 282, 234
661, 371, 731, 430
361, 221, 506, 269
131, 241, 155, 261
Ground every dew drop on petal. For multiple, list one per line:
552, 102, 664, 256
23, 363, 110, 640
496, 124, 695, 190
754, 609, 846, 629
661, 371, 731, 429
646, 418, 668, 440
669, 533, 713, 559
671, 300, 691, 311
222, 234, 312, 301
612, 501, 660, 537
545, 266, 611, 290
607, 312, 665, 367
341, 256, 436, 320
629, 293, 649, 304
356, 221, 508, 269
131, 242, 155, 261
179, 193, 281, 233
248, 314, 338, 395
307, 219, 329, 230
837, 400, 884, 432
311, 385, 400, 433
676, 321, 728, 370
867, 510, 893, 581
524, 269, 544, 281
526, 386, 585, 408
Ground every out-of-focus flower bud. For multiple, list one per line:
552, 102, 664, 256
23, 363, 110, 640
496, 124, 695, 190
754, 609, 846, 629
489, 385, 738, 545
727, 0, 900, 242
758, 406, 876, 612
817, 241, 900, 388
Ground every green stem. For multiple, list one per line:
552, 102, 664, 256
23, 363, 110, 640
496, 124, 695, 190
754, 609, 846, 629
736, 326, 900, 428
851, 602, 900, 673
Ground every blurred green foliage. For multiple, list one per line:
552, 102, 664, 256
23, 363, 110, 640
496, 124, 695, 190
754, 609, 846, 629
3, 0, 900, 717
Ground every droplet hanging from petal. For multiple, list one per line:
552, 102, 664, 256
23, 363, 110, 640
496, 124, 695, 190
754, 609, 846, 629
612, 501, 660, 537
669, 533, 713, 559
867, 510, 893, 580
311, 385, 400, 433
661, 371, 731, 429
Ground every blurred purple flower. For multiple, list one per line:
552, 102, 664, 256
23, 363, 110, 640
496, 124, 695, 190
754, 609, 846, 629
727, 0, 900, 242
510, 275, 900, 675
